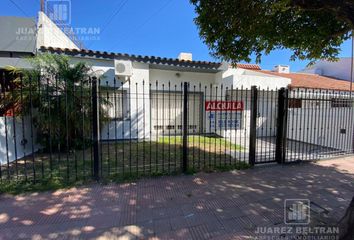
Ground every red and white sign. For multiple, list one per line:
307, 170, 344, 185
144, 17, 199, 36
205, 101, 244, 111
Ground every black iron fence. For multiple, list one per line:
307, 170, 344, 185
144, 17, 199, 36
0, 76, 353, 185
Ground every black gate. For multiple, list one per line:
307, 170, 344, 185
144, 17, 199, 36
252, 87, 354, 165
250, 87, 281, 164
283, 88, 354, 163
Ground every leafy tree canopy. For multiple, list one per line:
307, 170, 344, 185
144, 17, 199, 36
190, 0, 353, 63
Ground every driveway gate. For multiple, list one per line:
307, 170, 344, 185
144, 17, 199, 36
250, 87, 280, 164
283, 88, 354, 163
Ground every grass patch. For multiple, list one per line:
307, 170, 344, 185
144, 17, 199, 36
0, 135, 248, 194
158, 135, 244, 151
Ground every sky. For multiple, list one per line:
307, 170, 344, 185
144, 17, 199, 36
2, 0, 353, 72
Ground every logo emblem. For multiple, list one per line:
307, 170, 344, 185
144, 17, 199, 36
45, 0, 71, 25
284, 199, 310, 224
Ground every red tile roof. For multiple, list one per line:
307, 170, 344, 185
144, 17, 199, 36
259, 70, 352, 91
236, 63, 261, 70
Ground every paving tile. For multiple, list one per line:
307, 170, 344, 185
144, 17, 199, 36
153, 217, 172, 234
220, 216, 256, 233
169, 215, 189, 231
85, 212, 120, 230
137, 220, 155, 238
0, 157, 353, 240
213, 206, 245, 220
118, 210, 137, 226
184, 211, 216, 228
155, 228, 192, 240
152, 206, 183, 219
136, 208, 154, 223
188, 224, 211, 240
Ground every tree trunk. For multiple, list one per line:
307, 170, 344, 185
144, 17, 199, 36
339, 196, 354, 240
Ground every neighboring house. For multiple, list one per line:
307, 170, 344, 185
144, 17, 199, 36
259, 66, 354, 153
0, 16, 37, 162
301, 58, 353, 82
0, 12, 81, 163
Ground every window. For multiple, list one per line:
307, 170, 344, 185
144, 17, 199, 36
331, 98, 353, 108
288, 99, 302, 108
102, 90, 129, 120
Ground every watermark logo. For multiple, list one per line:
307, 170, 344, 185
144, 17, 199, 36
254, 199, 339, 239
16, 27, 37, 41
45, 0, 71, 26
284, 199, 310, 225
43, 0, 100, 44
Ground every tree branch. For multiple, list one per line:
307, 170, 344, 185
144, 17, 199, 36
291, 0, 354, 27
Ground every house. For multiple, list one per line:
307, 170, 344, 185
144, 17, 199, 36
1, 10, 353, 164
0, 16, 38, 163
300, 58, 353, 82
38, 46, 291, 142
0, 11, 294, 164
258, 65, 354, 155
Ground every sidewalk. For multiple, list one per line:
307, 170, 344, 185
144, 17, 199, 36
1, 156, 353, 240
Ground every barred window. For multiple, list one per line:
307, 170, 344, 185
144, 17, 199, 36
102, 90, 129, 120
288, 99, 302, 108
331, 98, 353, 108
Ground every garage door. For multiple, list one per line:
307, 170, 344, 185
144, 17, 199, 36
151, 92, 202, 135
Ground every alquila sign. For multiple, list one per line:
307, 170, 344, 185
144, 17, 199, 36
205, 101, 244, 111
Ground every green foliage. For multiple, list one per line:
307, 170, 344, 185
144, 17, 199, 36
0, 177, 76, 195
190, 0, 353, 63
1, 54, 109, 152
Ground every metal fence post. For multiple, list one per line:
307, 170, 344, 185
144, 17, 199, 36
182, 82, 189, 173
249, 86, 258, 166
275, 88, 288, 164
92, 77, 100, 180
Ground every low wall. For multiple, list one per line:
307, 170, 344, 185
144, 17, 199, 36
0, 116, 38, 164
287, 108, 354, 151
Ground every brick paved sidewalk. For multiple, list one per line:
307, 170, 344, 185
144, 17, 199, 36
0, 156, 353, 240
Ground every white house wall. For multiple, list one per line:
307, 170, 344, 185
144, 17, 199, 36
36, 12, 79, 50
301, 58, 352, 81
0, 117, 38, 164
287, 108, 354, 151
149, 69, 216, 87
101, 62, 151, 141
65, 57, 289, 143
233, 74, 290, 90
287, 88, 354, 151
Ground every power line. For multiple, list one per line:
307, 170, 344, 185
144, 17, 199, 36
108, 0, 174, 52
7, 0, 84, 51
100, 0, 129, 34
7, 0, 31, 17
87, 0, 129, 49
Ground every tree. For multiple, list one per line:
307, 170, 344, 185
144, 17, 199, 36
190, 0, 353, 63
1, 54, 109, 151
191, 2, 354, 238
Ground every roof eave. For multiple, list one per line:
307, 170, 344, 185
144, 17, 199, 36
39, 46, 223, 73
